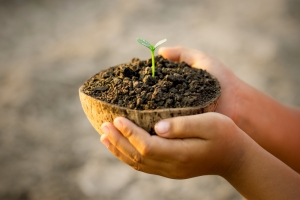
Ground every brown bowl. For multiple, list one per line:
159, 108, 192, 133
79, 83, 221, 135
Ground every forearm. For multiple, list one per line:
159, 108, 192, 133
224, 132, 300, 200
233, 79, 300, 172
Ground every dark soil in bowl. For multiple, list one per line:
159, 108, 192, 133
82, 55, 221, 110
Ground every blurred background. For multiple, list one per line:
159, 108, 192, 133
0, 0, 299, 199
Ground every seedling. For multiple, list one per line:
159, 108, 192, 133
137, 38, 167, 77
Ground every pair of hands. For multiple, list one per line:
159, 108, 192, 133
100, 47, 245, 179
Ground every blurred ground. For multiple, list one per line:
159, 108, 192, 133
0, 0, 299, 199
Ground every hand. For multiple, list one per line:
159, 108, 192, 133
100, 113, 245, 179
158, 46, 241, 120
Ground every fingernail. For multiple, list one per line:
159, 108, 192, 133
114, 118, 123, 129
155, 121, 170, 135
100, 135, 110, 148
101, 125, 110, 135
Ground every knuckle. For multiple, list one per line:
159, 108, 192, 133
211, 115, 224, 131
132, 152, 143, 164
129, 152, 143, 171
210, 113, 235, 133
218, 114, 233, 127
172, 117, 190, 136
113, 135, 121, 147
110, 146, 121, 158
127, 161, 141, 172
132, 163, 141, 171
208, 113, 222, 127
175, 45, 184, 50
182, 119, 192, 133
113, 148, 120, 157
122, 125, 134, 139
175, 46, 187, 54
139, 142, 152, 157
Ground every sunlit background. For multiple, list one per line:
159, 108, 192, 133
0, 0, 299, 199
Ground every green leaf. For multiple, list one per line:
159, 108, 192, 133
137, 38, 152, 49
154, 38, 167, 49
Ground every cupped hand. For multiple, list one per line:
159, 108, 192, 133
158, 46, 241, 120
100, 113, 245, 179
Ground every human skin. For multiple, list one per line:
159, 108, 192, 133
100, 114, 300, 200
99, 46, 300, 198
159, 47, 300, 172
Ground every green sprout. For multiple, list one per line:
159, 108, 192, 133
137, 38, 167, 77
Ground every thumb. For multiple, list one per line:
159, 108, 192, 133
154, 113, 219, 139
158, 46, 208, 67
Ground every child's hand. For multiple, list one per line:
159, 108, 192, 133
100, 113, 245, 179
158, 47, 300, 172
98, 46, 300, 199
159, 47, 241, 120
100, 114, 300, 199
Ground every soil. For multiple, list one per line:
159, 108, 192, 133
82, 55, 221, 110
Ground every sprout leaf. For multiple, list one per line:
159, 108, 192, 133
154, 38, 167, 49
137, 38, 152, 49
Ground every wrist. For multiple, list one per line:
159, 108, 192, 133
213, 65, 249, 123
230, 78, 263, 134
231, 78, 250, 126
219, 126, 249, 180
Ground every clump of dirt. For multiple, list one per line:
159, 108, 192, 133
82, 55, 221, 110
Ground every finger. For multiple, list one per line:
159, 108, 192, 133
102, 121, 171, 163
100, 135, 135, 166
113, 117, 153, 156
107, 143, 178, 177
158, 46, 209, 67
154, 113, 227, 139
113, 117, 190, 162
101, 132, 174, 176
101, 122, 145, 164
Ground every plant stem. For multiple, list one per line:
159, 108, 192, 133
151, 50, 155, 77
